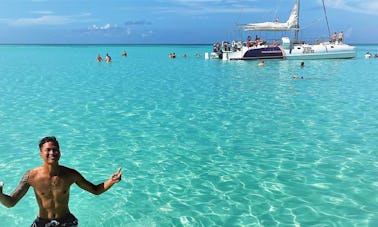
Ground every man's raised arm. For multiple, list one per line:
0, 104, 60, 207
75, 167, 122, 195
0, 171, 31, 208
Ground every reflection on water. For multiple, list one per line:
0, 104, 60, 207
0, 45, 377, 226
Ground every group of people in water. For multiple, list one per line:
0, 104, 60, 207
256, 60, 306, 79
96, 50, 127, 62
98, 50, 201, 61
169, 52, 201, 59
257, 60, 304, 69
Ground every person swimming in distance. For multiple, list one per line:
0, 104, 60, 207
121, 50, 127, 57
105, 53, 112, 63
293, 75, 304, 79
300, 61, 305, 67
169, 53, 176, 59
258, 60, 265, 66
96, 54, 103, 62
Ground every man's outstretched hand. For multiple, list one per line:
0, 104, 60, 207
111, 168, 122, 183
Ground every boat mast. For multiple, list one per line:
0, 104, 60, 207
322, 0, 331, 38
294, 0, 300, 41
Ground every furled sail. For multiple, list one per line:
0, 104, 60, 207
238, 2, 298, 31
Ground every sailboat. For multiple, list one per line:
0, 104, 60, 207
206, 0, 356, 60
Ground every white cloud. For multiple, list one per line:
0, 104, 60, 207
144, 5, 266, 15
2, 13, 92, 26
9, 15, 74, 26
325, 0, 378, 15
122, 0, 263, 15
141, 30, 153, 38
31, 10, 53, 15
154, 0, 378, 16
90, 23, 112, 30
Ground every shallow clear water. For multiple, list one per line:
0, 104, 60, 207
0, 44, 377, 226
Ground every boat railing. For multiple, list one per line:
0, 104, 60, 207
296, 36, 346, 45
227, 38, 281, 50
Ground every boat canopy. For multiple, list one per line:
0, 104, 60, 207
238, 3, 298, 31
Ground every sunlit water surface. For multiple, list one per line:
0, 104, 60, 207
0, 44, 377, 226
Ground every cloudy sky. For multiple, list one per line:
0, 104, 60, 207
0, 0, 377, 44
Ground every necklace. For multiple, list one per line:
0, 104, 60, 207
50, 168, 60, 187
51, 177, 58, 187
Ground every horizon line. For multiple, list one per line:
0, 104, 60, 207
0, 43, 377, 46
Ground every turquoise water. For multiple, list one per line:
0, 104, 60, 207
0, 44, 377, 226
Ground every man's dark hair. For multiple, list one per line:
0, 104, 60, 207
39, 136, 60, 150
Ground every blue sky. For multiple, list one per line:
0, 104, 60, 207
0, 0, 377, 44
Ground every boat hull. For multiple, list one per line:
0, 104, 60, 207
284, 43, 356, 60
222, 46, 284, 60
214, 42, 356, 61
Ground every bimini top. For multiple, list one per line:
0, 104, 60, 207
238, 2, 299, 31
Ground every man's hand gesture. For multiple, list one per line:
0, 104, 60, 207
111, 168, 122, 183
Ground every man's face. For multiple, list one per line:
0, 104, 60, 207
40, 142, 61, 164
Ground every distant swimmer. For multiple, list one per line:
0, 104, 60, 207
105, 53, 112, 62
293, 75, 304, 79
258, 60, 265, 66
96, 54, 103, 62
121, 50, 127, 57
365, 52, 372, 59
300, 61, 305, 67
169, 53, 176, 58
292, 75, 319, 80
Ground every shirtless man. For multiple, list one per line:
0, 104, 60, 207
0, 136, 122, 226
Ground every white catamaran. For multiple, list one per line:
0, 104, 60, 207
206, 0, 356, 61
